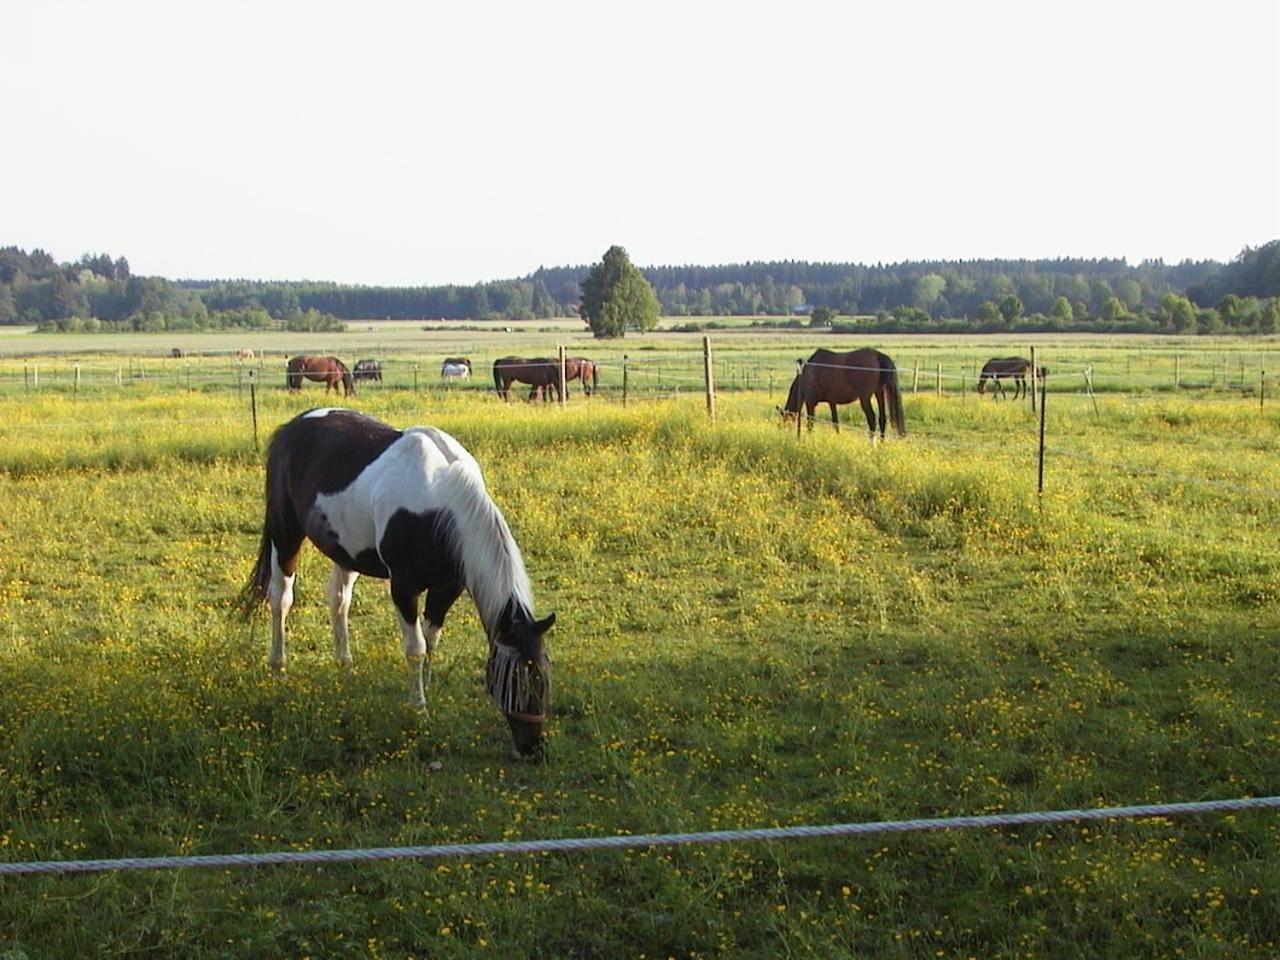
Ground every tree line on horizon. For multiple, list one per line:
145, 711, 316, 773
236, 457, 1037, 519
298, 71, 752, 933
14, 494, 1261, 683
2, 241, 1278, 336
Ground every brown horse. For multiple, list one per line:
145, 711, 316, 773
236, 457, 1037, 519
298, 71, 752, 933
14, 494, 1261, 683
565, 357, 598, 396
493, 357, 561, 401
977, 357, 1046, 399
526, 357, 599, 401
781, 348, 906, 437
287, 355, 355, 397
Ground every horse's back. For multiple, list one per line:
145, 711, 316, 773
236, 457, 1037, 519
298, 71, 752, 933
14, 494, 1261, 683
803, 347, 889, 400
982, 356, 1030, 376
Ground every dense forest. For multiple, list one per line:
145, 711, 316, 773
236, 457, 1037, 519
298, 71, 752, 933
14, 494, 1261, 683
3, 241, 1278, 335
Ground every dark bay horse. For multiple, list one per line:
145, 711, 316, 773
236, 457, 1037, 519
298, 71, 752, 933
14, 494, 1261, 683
352, 358, 382, 383
782, 348, 906, 437
493, 356, 598, 402
287, 355, 355, 397
977, 357, 1046, 399
493, 356, 560, 401
236, 409, 555, 759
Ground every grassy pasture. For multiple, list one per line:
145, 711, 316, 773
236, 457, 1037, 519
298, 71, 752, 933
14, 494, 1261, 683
0, 372, 1278, 957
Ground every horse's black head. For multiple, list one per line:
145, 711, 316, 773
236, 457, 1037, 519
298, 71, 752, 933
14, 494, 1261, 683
780, 376, 802, 418
489, 605, 555, 760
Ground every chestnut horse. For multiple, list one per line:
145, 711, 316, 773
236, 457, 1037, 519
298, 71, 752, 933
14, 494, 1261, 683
565, 357, 598, 396
782, 348, 906, 437
287, 355, 355, 397
977, 357, 1046, 399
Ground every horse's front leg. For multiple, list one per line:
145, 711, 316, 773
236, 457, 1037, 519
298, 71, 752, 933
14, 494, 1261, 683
422, 580, 465, 664
390, 579, 429, 707
327, 564, 358, 665
829, 402, 840, 433
859, 396, 877, 439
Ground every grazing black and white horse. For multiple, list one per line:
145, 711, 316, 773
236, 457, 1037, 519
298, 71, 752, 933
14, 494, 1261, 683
236, 408, 555, 758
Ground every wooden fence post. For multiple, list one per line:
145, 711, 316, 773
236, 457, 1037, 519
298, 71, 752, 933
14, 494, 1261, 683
935, 362, 942, 397
74, 363, 80, 398
622, 354, 629, 407
912, 360, 920, 394
1174, 355, 1180, 390
1262, 370, 1266, 413
702, 336, 716, 419
1037, 370, 1048, 498
558, 345, 566, 405
249, 370, 259, 452
1030, 345, 1037, 413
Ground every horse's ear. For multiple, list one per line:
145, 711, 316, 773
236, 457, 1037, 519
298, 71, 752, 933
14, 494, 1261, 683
534, 613, 556, 635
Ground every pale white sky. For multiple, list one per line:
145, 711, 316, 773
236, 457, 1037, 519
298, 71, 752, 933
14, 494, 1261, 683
4, 0, 1278, 285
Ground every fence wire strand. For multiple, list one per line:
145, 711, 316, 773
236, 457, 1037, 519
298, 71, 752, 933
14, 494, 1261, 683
1, 795, 1275, 877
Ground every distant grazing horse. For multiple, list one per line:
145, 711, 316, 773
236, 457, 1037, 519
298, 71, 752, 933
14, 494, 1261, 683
287, 355, 355, 397
353, 359, 383, 383
441, 357, 472, 380
170, 348, 185, 359
236, 408, 555, 759
525, 357, 600, 402
977, 357, 1046, 399
781, 347, 906, 438
564, 357, 598, 397
236, 348, 255, 361
493, 356, 560, 401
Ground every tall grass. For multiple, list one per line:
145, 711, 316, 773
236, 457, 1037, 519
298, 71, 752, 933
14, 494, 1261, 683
0, 389, 1277, 957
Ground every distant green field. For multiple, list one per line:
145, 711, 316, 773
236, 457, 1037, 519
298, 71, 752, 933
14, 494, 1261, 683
0, 387, 1277, 958
2, 325, 1279, 401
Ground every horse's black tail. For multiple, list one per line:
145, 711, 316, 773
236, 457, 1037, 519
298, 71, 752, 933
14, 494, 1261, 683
493, 363, 505, 399
880, 354, 906, 436
344, 371, 355, 397
235, 523, 273, 622
590, 363, 598, 395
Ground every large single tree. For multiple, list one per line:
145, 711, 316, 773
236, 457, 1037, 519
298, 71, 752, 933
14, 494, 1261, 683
579, 245, 660, 338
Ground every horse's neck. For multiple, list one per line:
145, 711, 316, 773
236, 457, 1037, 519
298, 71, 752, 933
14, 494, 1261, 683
437, 469, 533, 636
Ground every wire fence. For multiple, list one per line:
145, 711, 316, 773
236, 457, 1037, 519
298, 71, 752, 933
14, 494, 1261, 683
2, 342, 1275, 400
2, 795, 1276, 877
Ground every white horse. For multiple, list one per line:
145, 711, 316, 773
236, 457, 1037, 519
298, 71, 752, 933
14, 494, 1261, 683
441, 358, 472, 381
237, 408, 555, 758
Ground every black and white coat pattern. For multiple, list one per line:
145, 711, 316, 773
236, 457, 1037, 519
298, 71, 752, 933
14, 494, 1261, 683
238, 408, 554, 757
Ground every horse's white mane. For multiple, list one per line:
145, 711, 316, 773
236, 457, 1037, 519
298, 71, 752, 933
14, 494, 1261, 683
431, 461, 534, 636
